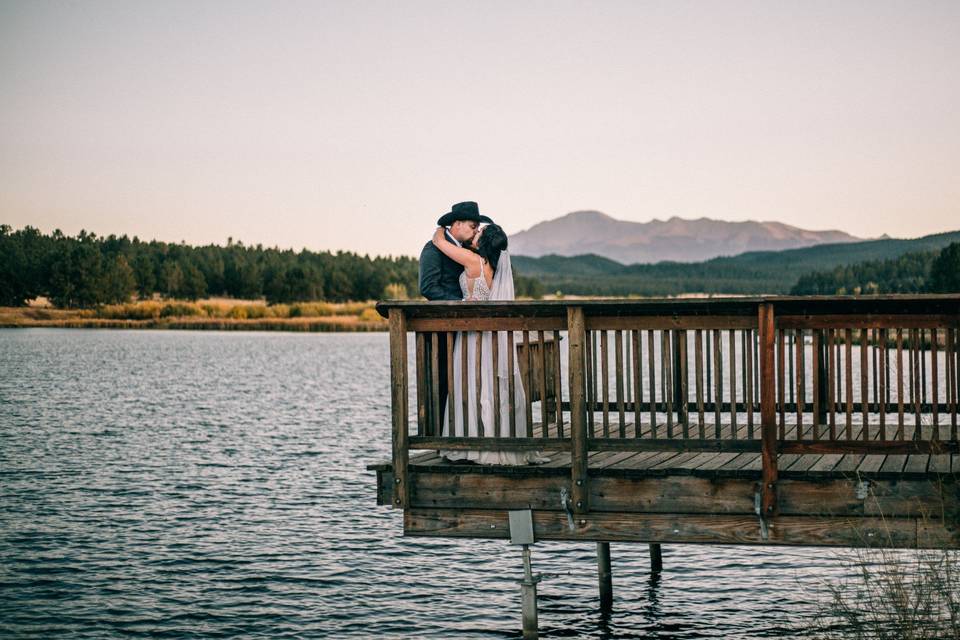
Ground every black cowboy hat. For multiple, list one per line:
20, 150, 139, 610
436, 201, 494, 226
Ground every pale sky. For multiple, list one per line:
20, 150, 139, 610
1, 0, 958, 257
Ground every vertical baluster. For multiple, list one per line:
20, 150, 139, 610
632, 329, 642, 436
665, 330, 675, 437
908, 329, 915, 418
475, 331, 484, 436
431, 333, 441, 437
796, 328, 804, 435
911, 328, 921, 434
706, 329, 712, 404
447, 332, 455, 436
871, 329, 878, 413
728, 329, 738, 438
827, 328, 836, 440
600, 330, 610, 438
896, 329, 905, 439
713, 329, 722, 439
679, 329, 689, 438
507, 331, 516, 438
788, 331, 795, 406
660, 330, 667, 416
860, 329, 868, 439
461, 330, 470, 437
833, 329, 844, 413
523, 331, 533, 438
415, 333, 428, 436
754, 328, 761, 406
740, 330, 748, 422
932, 328, 939, 441
777, 328, 786, 439
845, 328, 853, 440
885, 328, 892, 407
538, 330, 549, 436
746, 329, 755, 438
921, 328, 928, 407
491, 331, 501, 437
878, 329, 886, 441
647, 329, 657, 438
591, 330, 599, 434
554, 329, 564, 437
955, 328, 960, 440
615, 330, 626, 438
695, 329, 706, 439
949, 328, 958, 440
812, 329, 821, 440
585, 329, 594, 433
624, 327, 631, 406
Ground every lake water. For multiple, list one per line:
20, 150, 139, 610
1, 329, 872, 638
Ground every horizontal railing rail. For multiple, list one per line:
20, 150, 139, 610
378, 296, 960, 513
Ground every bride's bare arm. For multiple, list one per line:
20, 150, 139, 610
432, 227, 481, 274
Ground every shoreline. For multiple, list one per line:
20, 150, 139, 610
0, 304, 388, 332
0, 318, 387, 332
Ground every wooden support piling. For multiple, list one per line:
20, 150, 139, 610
649, 543, 663, 573
597, 542, 613, 611
520, 545, 538, 640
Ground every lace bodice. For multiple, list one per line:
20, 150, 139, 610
459, 259, 491, 301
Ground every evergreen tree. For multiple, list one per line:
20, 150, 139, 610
132, 253, 157, 298
48, 235, 104, 307
928, 242, 960, 293
178, 262, 208, 300
102, 255, 137, 303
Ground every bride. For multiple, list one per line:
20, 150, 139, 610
430, 224, 548, 465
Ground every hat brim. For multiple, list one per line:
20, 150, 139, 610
437, 212, 494, 226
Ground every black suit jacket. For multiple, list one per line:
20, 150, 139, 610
419, 230, 464, 301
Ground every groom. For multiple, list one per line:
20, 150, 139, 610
418, 201, 493, 300
418, 201, 494, 433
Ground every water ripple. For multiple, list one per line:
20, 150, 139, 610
1, 329, 867, 638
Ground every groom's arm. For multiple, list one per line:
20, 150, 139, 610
419, 243, 457, 300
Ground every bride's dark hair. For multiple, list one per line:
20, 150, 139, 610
477, 224, 508, 271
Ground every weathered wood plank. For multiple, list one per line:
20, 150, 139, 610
759, 303, 778, 517
388, 308, 409, 508
409, 317, 565, 332
585, 316, 757, 330
777, 314, 960, 329
404, 508, 956, 548
568, 307, 589, 513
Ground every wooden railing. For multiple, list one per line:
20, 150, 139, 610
379, 296, 960, 517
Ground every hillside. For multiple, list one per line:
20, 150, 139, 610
510, 211, 860, 263
513, 230, 960, 296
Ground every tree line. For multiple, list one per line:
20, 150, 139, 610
789, 243, 960, 295
0, 225, 544, 307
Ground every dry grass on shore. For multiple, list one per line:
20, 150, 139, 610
0, 299, 387, 332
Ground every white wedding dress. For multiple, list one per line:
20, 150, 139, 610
440, 252, 547, 465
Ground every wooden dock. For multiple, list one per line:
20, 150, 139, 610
369, 296, 959, 634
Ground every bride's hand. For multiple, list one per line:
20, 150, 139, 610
433, 227, 445, 245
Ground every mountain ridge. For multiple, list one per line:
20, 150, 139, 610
512, 229, 960, 297
510, 211, 860, 263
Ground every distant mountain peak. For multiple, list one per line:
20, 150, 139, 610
559, 210, 614, 221
510, 211, 861, 264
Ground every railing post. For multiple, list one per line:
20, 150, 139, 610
758, 302, 779, 517
389, 308, 410, 509
567, 306, 589, 514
